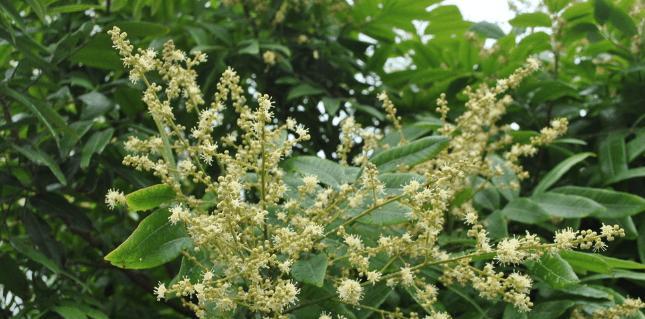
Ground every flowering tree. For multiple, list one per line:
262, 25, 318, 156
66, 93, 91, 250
102, 26, 643, 319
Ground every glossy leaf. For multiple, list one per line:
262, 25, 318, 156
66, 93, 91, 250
105, 209, 192, 269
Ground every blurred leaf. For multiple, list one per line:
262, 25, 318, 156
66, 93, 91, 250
125, 184, 175, 212
287, 83, 325, 101
552, 186, 645, 218
502, 197, 551, 224
510, 13, 551, 28
80, 128, 114, 169
470, 22, 505, 39
281, 156, 359, 188
370, 136, 448, 172
599, 133, 627, 178
0, 254, 30, 299
292, 253, 328, 287
531, 192, 606, 218
533, 152, 594, 194
606, 167, 645, 185
112, 21, 169, 37
105, 209, 192, 269
13, 145, 67, 185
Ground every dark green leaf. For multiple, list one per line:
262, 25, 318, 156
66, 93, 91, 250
81, 128, 114, 169
13, 145, 67, 185
287, 83, 325, 101
533, 152, 594, 194
105, 209, 192, 269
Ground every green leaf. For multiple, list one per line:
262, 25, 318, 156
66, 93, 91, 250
470, 22, 505, 39
533, 152, 594, 194
291, 253, 328, 287
560, 250, 611, 274
503, 304, 527, 319
594, 0, 637, 36
527, 253, 579, 288
552, 186, 645, 218
10, 237, 61, 274
370, 136, 449, 172
13, 145, 67, 185
80, 128, 114, 169
105, 209, 192, 269
606, 167, 645, 184
509, 12, 552, 28
489, 154, 520, 201
322, 97, 341, 115
287, 83, 325, 101
0, 254, 30, 299
281, 156, 359, 188
561, 251, 645, 274
531, 192, 606, 218
627, 130, 645, 162
53, 306, 87, 319
112, 21, 169, 37
238, 39, 259, 55
599, 133, 627, 178
25, 0, 47, 24
501, 197, 551, 224
70, 34, 122, 70
49, 4, 101, 14
528, 300, 576, 319
79, 91, 113, 120
354, 201, 411, 226
1, 86, 75, 146
126, 184, 176, 212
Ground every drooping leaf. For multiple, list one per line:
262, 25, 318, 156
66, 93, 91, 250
291, 253, 328, 287
125, 184, 175, 212
533, 152, 594, 194
370, 136, 448, 172
552, 186, 645, 218
105, 209, 192, 269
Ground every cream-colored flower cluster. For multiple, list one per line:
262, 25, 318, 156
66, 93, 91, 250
107, 28, 637, 318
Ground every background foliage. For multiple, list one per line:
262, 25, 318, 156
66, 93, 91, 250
0, 0, 643, 318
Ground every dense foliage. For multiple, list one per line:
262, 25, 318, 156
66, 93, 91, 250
0, 0, 643, 318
